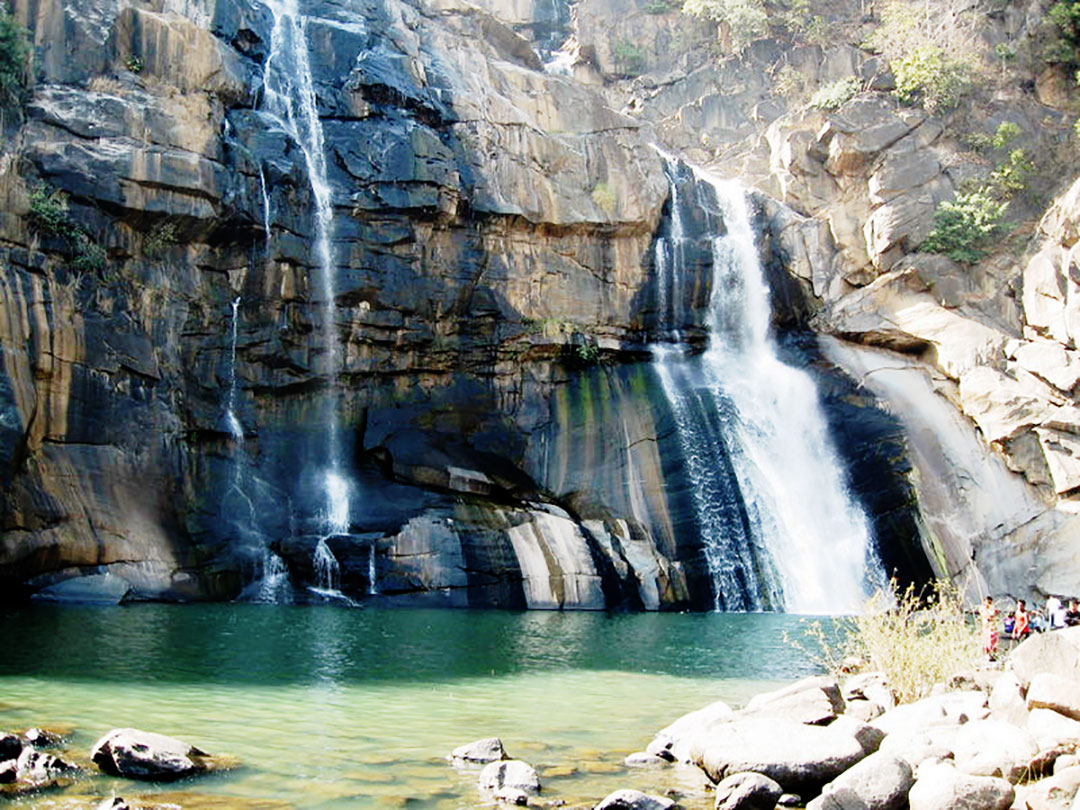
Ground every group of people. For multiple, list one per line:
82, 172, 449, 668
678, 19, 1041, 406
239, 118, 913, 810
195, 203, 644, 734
978, 594, 1080, 660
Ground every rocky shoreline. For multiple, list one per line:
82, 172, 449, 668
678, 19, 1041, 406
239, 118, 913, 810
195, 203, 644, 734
7, 628, 1080, 809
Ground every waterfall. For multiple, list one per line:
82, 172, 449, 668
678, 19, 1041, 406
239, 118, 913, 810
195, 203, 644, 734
367, 543, 378, 596
653, 156, 886, 614
258, 165, 273, 258
261, 0, 350, 539
224, 297, 244, 443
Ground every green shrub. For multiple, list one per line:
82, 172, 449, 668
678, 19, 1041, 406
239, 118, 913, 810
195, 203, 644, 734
144, 219, 178, 259
1049, 0, 1080, 61
26, 183, 109, 273
27, 185, 72, 237
612, 39, 647, 77
989, 148, 1035, 199
772, 64, 809, 99
682, 0, 769, 54
0, 1, 30, 107
646, 0, 675, 13
786, 579, 983, 705
893, 45, 973, 113
125, 53, 144, 74
809, 76, 861, 109
920, 188, 1009, 264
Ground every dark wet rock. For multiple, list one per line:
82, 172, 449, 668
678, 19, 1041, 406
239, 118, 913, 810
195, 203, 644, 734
0, 760, 15, 783
0, 735, 21, 761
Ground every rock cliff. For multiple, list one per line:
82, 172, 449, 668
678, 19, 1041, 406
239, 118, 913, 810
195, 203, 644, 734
0, 0, 1074, 607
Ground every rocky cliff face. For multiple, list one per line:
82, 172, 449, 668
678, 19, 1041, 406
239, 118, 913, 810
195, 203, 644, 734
2, 0, 1070, 607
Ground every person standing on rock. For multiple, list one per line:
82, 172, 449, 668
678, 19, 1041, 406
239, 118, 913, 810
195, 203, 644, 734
1013, 599, 1031, 642
980, 596, 1000, 659
1066, 599, 1080, 626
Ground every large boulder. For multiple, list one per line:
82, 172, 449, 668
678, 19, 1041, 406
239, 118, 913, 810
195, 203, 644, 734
647, 699, 735, 763
950, 719, 1039, 783
808, 751, 913, 810
1027, 708, 1080, 751
1028, 673, 1080, 722
694, 718, 868, 794
1009, 626, 1080, 689
714, 771, 783, 810
739, 676, 845, 725
90, 728, 219, 781
877, 725, 961, 770
907, 762, 1014, 810
870, 691, 988, 737
988, 671, 1029, 727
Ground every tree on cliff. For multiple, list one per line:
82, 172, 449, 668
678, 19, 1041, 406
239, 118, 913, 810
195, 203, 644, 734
0, 1, 30, 108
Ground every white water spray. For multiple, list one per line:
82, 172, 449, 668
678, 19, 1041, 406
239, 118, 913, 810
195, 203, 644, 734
225, 296, 244, 443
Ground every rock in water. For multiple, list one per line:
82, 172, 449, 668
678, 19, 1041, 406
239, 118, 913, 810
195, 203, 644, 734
450, 737, 507, 764
714, 771, 783, 810
478, 759, 541, 797
90, 728, 220, 781
593, 789, 676, 810
0, 735, 21, 761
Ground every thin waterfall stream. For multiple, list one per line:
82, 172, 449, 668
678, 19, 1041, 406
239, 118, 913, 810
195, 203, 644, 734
261, 0, 353, 593
652, 155, 886, 614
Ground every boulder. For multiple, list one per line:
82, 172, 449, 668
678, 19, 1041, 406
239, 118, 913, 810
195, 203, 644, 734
648, 699, 735, 763
1019, 764, 1080, 810
1009, 626, 1080, 689
90, 728, 217, 781
842, 673, 897, 712
808, 752, 913, 810
877, 725, 961, 770
1028, 708, 1080, 751
450, 737, 507, 764
740, 676, 845, 725
594, 789, 675, 810
988, 671, 1029, 728
907, 762, 1014, 810
870, 691, 988, 737
713, 771, 783, 810
478, 759, 541, 797
950, 719, 1039, 783
828, 717, 886, 755
0, 760, 16, 783
694, 718, 868, 794
1028, 673, 1080, 722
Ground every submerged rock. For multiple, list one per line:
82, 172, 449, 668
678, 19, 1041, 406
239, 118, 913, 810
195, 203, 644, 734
90, 728, 231, 781
593, 788, 675, 810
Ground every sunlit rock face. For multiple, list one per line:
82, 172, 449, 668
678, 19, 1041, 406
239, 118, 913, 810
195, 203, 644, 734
0, 0, 947, 608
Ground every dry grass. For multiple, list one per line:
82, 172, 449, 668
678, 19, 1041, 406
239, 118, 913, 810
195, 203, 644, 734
787, 579, 984, 704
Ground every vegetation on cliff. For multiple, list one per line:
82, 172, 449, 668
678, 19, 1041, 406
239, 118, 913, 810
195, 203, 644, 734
0, 1, 29, 107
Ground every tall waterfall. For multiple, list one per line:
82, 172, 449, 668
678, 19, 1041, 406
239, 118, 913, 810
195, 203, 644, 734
261, 0, 351, 537
653, 157, 886, 614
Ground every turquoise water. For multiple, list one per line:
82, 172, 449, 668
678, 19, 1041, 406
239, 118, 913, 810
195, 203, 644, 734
0, 606, 822, 809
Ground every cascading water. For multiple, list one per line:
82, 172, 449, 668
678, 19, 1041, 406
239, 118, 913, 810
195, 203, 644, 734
224, 296, 244, 443
261, 0, 354, 589
653, 155, 886, 614
223, 297, 293, 603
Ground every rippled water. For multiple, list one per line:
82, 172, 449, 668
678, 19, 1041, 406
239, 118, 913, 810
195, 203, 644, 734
0, 606, 823, 809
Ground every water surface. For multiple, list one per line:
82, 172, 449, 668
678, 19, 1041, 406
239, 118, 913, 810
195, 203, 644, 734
1, 606, 822, 809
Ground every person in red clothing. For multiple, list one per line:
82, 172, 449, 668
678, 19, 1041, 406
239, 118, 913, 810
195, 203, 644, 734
1014, 599, 1031, 641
